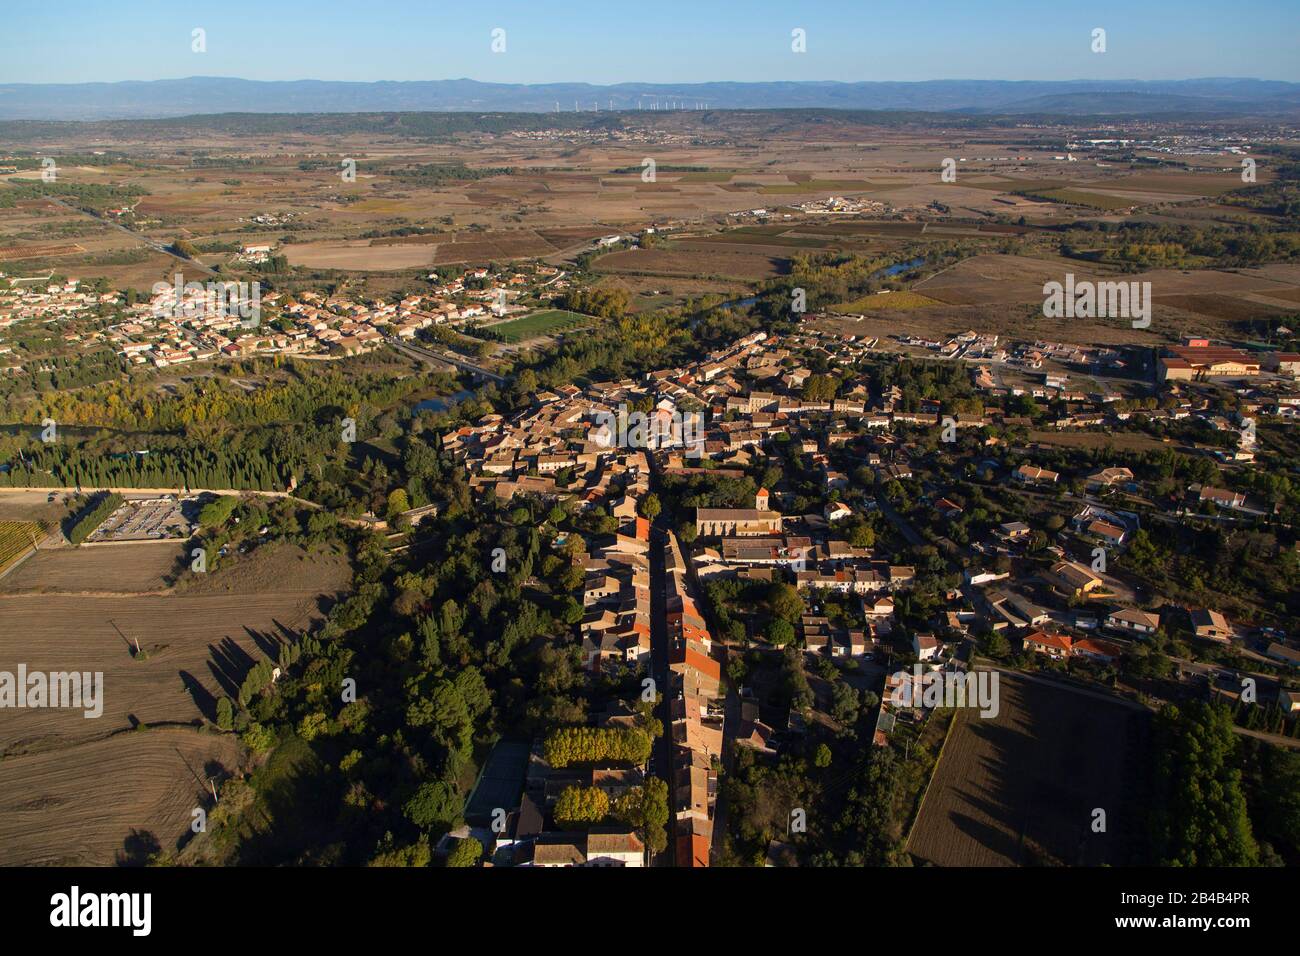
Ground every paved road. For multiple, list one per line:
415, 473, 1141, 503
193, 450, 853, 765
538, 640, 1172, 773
875, 492, 926, 547
709, 678, 741, 866
48, 197, 219, 276
385, 338, 508, 384
647, 520, 674, 866
1232, 725, 1300, 750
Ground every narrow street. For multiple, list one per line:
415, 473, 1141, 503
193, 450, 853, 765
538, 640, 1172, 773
875, 492, 926, 547
647, 518, 674, 866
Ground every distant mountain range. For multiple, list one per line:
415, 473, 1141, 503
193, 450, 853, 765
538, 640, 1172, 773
0, 76, 1297, 121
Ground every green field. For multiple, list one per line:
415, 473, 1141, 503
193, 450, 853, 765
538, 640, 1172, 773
487, 309, 595, 343
1018, 188, 1138, 210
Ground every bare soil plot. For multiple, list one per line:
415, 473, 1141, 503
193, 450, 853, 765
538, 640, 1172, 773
0, 490, 76, 526
1026, 430, 1174, 453
594, 246, 788, 280
535, 226, 617, 246
1255, 287, 1300, 305
915, 253, 1109, 306
0, 544, 350, 752
906, 672, 1147, 866
690, 232, 833, 251
429, 230, 559, 264
0, 538, 349, 866
914, 257, 1300, 326
0, 541, 182, 594
284, 240, 434, 271
1107, 171, 1258, 197
0, 727, 240, 865
1027, 189, 1138, 210
1153, 292, 1293, 323
0, 589, 327, 748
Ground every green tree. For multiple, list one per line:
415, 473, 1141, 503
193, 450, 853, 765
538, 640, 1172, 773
216, 696, 234, 731
767, 582, 804, 623
197, 494, 239, 528
1149, 702, 1259, 866
765, 618, 795, 646
404, 780, 462, 833
543, 726, 652, 768
814, 743, 833, 768
554, 785, 610, 826
386, 487, 410, 519
445, 836, 483, 867
802, 374, 838, 402
612, 779, 669, 855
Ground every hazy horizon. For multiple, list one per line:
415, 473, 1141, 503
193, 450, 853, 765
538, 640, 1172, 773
3, 0, 1298, 85
8, 73, 1298, 87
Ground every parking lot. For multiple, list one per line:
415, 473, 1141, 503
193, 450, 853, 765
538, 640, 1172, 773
87, 496, 197, 542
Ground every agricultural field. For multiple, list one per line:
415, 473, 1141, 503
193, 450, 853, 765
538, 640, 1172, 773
0, 539, 182, 594
286, 227, 612, 271
1019, 189, 1140, 211
0, 520, 43, 577
283, 239, 439, 271
4, 113, 1267, 350
483, 308, 594, 343
0, 490, 78, 526
758, 180, 878, 194
0, 727, 242, 866
0, 242, 86, 260
859, 255, 1300, 345
594, 244, 789, 280
0, 542, 350, 865
915, 253, 1118, 307
1024, 430, 1184, 453
0, 113, 1278, 306
906, 671, 1148, 867
833, 290, 944, 312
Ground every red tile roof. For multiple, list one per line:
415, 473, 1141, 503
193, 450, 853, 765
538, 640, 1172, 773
675, 833, 710, 868
1024, 631, 1073, 654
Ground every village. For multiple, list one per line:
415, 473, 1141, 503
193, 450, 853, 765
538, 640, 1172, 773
0, 260, 567, 373
429, 312, 1300, 866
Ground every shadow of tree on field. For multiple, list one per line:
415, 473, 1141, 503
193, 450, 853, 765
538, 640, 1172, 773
179, 669, 217, 722
206, 637, 257, 698
116, 829, 161, 866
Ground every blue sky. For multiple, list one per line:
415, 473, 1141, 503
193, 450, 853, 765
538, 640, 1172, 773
3, 0, 1297, 85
